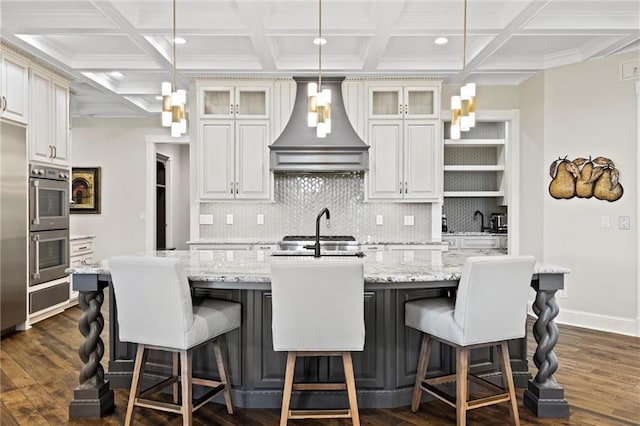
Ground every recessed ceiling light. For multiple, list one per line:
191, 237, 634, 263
313, 37, 327, 45
434, 37, 448, 45
174, 37, 186, 44
155, 95, 163, 100
109, 71, 124, 78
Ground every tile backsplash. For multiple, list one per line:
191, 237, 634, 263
199, 173, 433, 242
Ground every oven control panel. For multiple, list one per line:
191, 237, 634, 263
30, 165, 70, 182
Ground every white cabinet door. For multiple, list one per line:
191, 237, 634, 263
51, 81, 69, 166
200, 87, 234, 119
235, 87, 269, 119
404, 121, 439, 200
200, 121, 235, 199
368, 87, 402, 119
235, 120, 270, 199
0, 50, 29, 124
29, 69, 52, 163
368, 120, 403, 199
403, 87, 438, 119
29, 68, 70, 166
199, 85, 270, 119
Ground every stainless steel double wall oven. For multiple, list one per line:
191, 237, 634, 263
29, 164, 70, 286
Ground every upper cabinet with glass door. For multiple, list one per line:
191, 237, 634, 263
368, 85, 439, 120
199, 85, 270, 119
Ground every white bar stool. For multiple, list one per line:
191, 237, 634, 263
109, 256, 241, 425
405, 255, 536, 426
271, 258, 365, 426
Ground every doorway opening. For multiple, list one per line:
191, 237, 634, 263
156, 154, 168, 250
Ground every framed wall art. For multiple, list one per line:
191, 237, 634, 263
71, 167, 101, 214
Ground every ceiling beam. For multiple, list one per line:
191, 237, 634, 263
361, 1, 407, 72
449, 0, 552, 85
88, 0, 189, 89
233, 0, 276, 71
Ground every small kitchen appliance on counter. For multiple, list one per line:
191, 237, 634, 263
489, 213, 508, 233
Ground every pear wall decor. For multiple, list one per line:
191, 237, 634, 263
549, 156, 623, 202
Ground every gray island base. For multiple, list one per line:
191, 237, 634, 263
68, 249, 570, 419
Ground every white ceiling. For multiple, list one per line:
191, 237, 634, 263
1, 0, 638, 118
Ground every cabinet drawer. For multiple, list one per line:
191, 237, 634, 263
460, 237, 500, 249
29, 281, 69, 314
70, 239, 93, 256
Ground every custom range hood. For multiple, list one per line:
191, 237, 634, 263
269, 77, 369, 172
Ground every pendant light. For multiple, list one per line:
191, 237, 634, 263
307, 0, 331, 138
161, 0, 187, 137
451, 0, 476, 140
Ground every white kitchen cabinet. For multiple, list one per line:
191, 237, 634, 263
368, 119, 440, 201
441, 234, 506, 250
199, 119, 270, 200
195, 79, 273, 201
0, 48, 29, 124
69, 236, 95, 302
29, 65, 70, 166
368, 86, 438, 120
366, 81, 442, 202
460, 236, 500, 249
199, 85, 269, 119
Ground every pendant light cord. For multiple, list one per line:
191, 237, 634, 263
172, 0, 177, 90
462, 0, 467, 84
318, 0, 322, 90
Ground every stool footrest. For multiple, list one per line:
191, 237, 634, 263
293, 383, 347, 391
289, 409, 352, 419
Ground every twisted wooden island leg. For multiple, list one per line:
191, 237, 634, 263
524, 276, 570, 417
69, 276, 115, 418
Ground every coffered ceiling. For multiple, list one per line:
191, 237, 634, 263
1, 0, 638, 118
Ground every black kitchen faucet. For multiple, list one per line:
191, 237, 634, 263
314, 208, 330, 257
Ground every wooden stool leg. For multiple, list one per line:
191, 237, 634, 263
125, 344, 147, 426
172, 352, 179, 404
412, 334, 433, 412
212, 339, 234, 414
180, 349, 193, 426
342, 352, 360, 426
456, 347, 469, 426
280, 352, 296, 426
499, 342, 520, 426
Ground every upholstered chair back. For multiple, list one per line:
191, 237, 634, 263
109, 256, 195, 349
271, 259, 365, 352
453, 255, 536, 346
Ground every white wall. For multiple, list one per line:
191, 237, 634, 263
70, 118, 190, 261
518, 73, 545, 259
521, 52, 638, 335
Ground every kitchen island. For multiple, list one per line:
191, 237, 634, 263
68, 249, 570, 419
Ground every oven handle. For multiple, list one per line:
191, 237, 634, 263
32, 180, 40, 225
32, 234, 41, 279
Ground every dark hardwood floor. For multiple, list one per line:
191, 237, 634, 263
2, 301, 639, 425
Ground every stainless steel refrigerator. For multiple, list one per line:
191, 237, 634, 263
1, 121, 27, 332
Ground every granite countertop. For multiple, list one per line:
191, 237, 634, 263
187, 239, 448, 246
68, 249, 570, 284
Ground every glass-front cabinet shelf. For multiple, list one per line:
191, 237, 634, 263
200, 86, 269, 119
368, 86, 437, 119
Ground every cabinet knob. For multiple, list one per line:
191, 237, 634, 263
236, 182, 239, 194
230, 182, 234, 194
405, 181, 408, 194
399, 182, 403, 194
1, 96, 6, 111
398, 104, 402, 115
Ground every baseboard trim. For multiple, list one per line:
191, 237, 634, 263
528, 302, 637, 337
